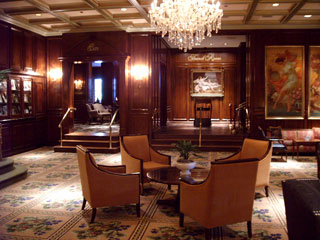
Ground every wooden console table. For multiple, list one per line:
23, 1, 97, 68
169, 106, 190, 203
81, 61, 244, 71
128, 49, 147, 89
293, 139, 320, 161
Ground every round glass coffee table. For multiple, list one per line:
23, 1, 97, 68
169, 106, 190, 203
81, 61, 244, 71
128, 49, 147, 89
147, 167, 181, 211
147, 166, 209, 211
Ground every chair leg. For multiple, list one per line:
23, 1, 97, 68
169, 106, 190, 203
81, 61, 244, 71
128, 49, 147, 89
179, 213, 184, 227
136, 203, 140, 217
205, 228, 213, 240
168, 184, 171, 190
90, 208, 96, 223
264, 186, 269, 197
247, 221, 252, 238
81, 198, 86, 210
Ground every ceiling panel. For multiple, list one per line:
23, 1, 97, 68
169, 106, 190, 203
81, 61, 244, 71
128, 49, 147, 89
0, 0, 318, 36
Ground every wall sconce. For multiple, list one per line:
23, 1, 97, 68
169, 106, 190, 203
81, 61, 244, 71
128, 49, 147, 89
74, 79, 84, 90
49, 69, 63, 81
131, 65, 149, 80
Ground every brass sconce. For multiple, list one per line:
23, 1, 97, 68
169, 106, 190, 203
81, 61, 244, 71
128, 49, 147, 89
74, 79, 84, 90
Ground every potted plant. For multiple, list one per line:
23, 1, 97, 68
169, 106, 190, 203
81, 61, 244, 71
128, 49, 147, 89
174, 140, 198, 175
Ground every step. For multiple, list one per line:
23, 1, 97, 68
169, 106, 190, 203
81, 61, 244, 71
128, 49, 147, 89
64, 132, 119, 141
151, 138, 243, 145
54, 146, 120, 154
0, 159, 14, 174
61, 139, 119, 147
152, 144, 241, 152
152, 133, 244, 140
0, 165, 28, 189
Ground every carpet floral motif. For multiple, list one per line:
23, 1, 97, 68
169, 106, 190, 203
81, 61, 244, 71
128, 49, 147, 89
0, 195, 34, 207
73, 221, 130, 239
45, 172, 77, 180
6, 216, 62, 236
147, 226, 203, 240
229, 229, 283, 240
42, 199, 82, 211
253, 207, 273, 222
28, 163, 57, 169
21, 182, 58, 191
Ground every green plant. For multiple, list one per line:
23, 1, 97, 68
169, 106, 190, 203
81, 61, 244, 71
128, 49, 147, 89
174, 140, 198, 162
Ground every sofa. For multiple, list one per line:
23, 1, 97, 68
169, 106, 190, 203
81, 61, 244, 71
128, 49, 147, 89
281, 127, 320, 153
282, 179, 320, 240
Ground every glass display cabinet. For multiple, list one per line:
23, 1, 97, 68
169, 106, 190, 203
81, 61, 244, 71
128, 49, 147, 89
0, 75, 33, 119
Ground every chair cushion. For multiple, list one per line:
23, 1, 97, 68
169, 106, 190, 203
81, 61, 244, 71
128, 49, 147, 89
313, 127, 320, 139
281, 130, 297, 141
296, 129, 314, 141
93, 103, 111, 113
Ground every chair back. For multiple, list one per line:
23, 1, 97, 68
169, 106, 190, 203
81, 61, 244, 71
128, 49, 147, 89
240, 138, 270, 159
185, 159, 259, 228
76, 145, 95, 203
122, 135, 151, 162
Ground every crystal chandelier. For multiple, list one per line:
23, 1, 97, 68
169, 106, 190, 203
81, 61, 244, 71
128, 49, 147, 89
149, 0, 223, 52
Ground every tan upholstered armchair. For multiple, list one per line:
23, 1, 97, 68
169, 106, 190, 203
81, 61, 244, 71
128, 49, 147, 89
76, 145, 140, 223
216, 138, 272, 197
120, 135, 171, 192
180, 158, 259, 239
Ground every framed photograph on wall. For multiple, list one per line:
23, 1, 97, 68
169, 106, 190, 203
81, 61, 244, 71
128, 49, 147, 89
190, 69, 224, 97
265, 46, 305, 119
308, 46, 320, 119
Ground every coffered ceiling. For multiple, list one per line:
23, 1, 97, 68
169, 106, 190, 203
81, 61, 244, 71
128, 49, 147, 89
0, 0, 319, 37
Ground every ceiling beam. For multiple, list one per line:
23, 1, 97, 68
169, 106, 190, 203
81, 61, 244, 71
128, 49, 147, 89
5, 7, 43, 16
281, 0, 307, 23
244, 0, 259, 24
25, 0, 80, 27
127, 0, 150, 23
29, 17, 63, 24
82, 0, 122, 26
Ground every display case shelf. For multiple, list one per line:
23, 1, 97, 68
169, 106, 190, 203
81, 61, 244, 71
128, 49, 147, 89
0, 75, 34, 119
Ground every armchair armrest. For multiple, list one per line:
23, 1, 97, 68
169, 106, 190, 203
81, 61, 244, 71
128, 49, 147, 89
180, 176, 206, 185
215, 151, 241, 162
120, 143, 143, 174
98, 164, 126, 173
150, 146, 171, 165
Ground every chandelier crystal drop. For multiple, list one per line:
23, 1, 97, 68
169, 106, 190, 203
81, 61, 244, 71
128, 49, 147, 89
149, 0, 223, 52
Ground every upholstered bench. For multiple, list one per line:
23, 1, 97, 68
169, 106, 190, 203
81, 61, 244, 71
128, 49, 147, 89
282, 179, 320, 240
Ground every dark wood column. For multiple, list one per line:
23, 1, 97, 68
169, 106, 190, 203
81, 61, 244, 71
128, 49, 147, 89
61, 60, 74, 134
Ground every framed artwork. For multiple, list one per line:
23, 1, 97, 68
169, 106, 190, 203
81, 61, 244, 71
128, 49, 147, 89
190, 69, 224, 97
308, 46, 320, 119
265, 46, 305, 119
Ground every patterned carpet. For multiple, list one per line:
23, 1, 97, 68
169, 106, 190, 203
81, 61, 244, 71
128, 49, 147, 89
0, 148, 317, 240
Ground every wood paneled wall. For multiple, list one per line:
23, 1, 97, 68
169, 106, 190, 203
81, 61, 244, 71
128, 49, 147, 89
169, 50, 240, 121
47, 37, 63, 145
0, 21, 47, 156
249, 29, 320, 133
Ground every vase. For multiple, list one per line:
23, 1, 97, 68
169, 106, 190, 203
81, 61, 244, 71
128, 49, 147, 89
175, 160, 196, 176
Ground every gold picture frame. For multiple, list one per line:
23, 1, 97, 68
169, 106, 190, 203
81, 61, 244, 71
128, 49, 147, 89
265, 46, 305, 119
308, 46, 320, 119
190, 69, 224, 97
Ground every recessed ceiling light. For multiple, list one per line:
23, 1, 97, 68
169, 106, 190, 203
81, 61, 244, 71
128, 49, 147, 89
35, 13, 42, 16
210, 43, 213, 46
272, 3, 279, 7
224, 42, 228, 46
304, 15, 312, 18
121, 8, 127, 12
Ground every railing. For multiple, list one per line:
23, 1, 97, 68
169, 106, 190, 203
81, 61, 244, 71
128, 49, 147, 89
58, 107, 76, 146
108, 109, 119, 149
232, 102, 249, 133
151, 107, 160, 131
